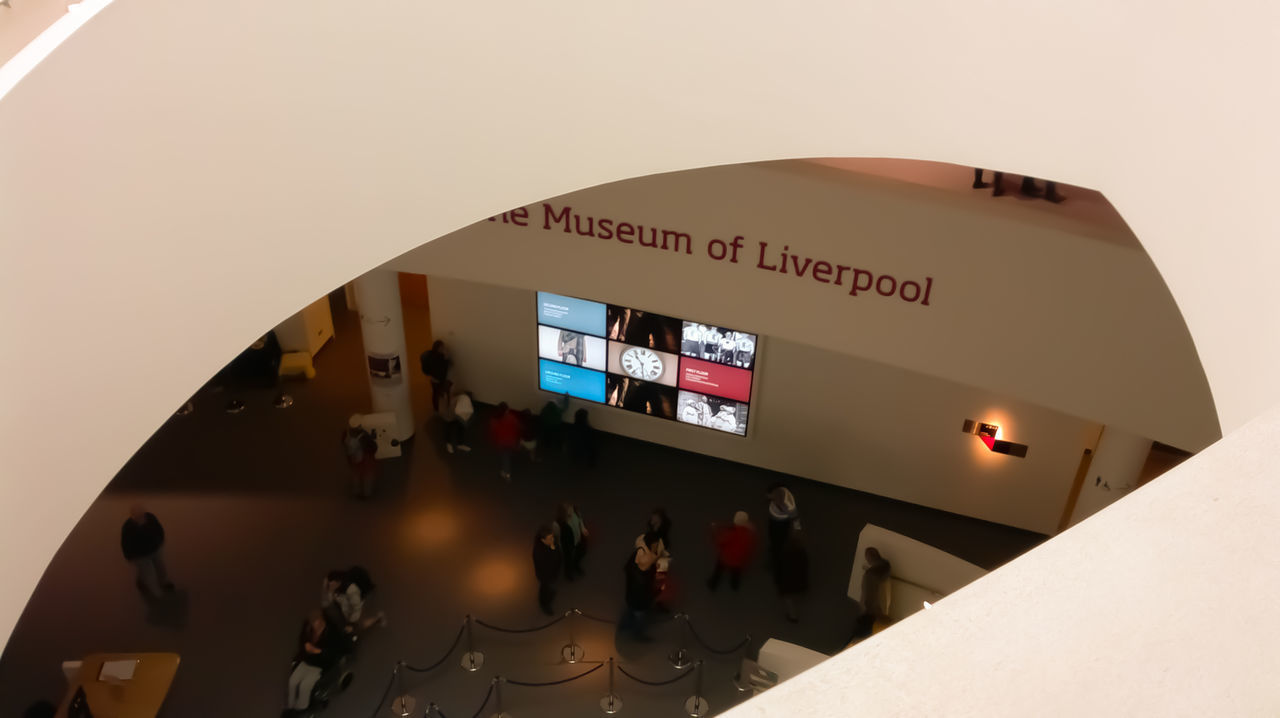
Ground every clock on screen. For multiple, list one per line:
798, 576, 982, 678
620, 346, 664, 381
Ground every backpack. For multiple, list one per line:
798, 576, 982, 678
347, 565, 376, 596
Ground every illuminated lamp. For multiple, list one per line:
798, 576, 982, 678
961, 419, 1029, 458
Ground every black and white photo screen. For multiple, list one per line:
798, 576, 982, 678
537, 291, 755, 436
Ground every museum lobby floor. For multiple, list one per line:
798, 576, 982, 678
0, 294, 1045, 717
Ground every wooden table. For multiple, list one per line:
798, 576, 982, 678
57, 653, 180, 718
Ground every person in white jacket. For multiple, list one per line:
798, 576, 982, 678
440, 382, 474, 454
321, 569, 385, 632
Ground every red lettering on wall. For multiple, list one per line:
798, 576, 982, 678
812, 261, 833, 283
543, 203, 572, 232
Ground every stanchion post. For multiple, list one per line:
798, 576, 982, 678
668, 614, 692, 669
562, 609, 585, 663
731, 633, 754, 693
390, 661, 417, 716
683, 660, 709, 717
461, 614, 486, 672
598, 656, 622, 714
490, 675, 511, 718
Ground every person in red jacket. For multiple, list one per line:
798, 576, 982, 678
707, 510, 756, 591
488, 402, 521, 481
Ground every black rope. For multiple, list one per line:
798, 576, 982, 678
366, 666, 398, 718
575, 610, 618, 625
474, 613, 566, 633
404, 623, 467, 672
687, 619, 751, 655
505, 662, 603, 687
469, 682, 495, 718
616, 663, 694, 687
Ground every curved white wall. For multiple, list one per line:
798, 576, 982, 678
3, 0, 1279, 713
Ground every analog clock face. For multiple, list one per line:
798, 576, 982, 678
620, 347, 663, 381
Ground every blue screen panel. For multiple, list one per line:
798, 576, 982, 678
539, 359, 606, 403
537, 292, 607, 337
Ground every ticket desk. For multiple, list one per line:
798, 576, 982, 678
57, 653, 180, 718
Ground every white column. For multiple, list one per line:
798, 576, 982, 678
1068, 425, 1151, 527
353, 270, 414, 441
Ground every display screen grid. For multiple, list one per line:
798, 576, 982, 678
536, 291, 755, 436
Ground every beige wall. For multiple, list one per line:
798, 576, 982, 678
3, 1, 1280, 714
430, 275, 1101, 534
388, 162, 1215, 452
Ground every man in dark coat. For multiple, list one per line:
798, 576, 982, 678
532, 525, 562, 615
420, 340, 452, 413
621, 532, 662, 640
121, 504, 174, 597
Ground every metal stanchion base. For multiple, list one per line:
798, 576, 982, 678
562, 643, 585, 663
669, 650, 692, 669
599, 694, 623, 714
461, 651, 485, 671
732, 674, 752, 693
391, 695, 416, 716
684, 696, 709, 717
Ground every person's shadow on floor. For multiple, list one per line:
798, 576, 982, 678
144, 589, 190, 629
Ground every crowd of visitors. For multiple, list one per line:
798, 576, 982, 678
517, 487, 818, 636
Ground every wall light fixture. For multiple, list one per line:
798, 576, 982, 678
962, 419, 1029, 457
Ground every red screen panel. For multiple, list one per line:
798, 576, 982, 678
678, 357, 753, 402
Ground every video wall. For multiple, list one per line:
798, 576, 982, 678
536, 291, 756, 436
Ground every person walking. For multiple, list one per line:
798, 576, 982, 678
537, 394, 570, 459
621, 532, 662, 641
532, 525, 562, 615
557, 503, 589, 580
567, 408, 597, 468
488, 402, 521, 480
342, 415, 379, 498
774, 531, 810, 623
121, 504, 174, 597
707, 510, 756, 591
518, 408, 539, 462
440, 383, 475, 454
765, 483, 800, 562
419, 340, 452, 414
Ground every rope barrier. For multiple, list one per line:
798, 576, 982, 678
468, 681, 495, 718
505, 661, 603, 687
616, 663, 695, 687
574, 609, 619, 625
366, 665, 398, 718
687, 619, 751, 655
474, 613, 567, 633
404, 623, 467, 672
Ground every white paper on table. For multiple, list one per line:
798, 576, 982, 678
98, 659, 138, 681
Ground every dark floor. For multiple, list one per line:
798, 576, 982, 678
0, 290, 1045, 718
